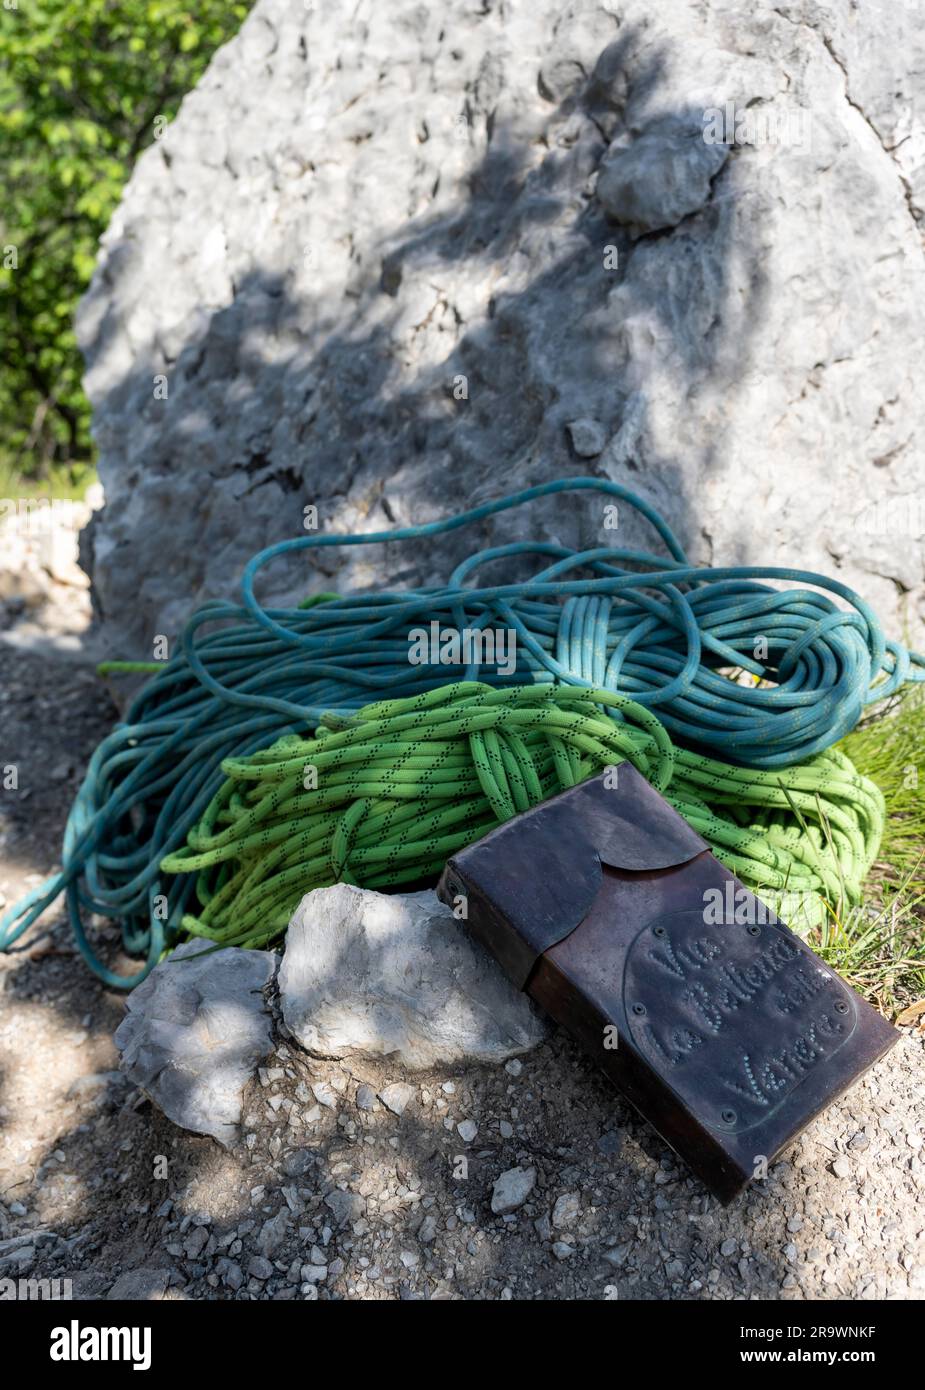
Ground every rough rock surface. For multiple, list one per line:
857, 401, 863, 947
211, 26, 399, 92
278, 883, 549, 1067
77, 0, 925, 661
115, 942, 277, 1146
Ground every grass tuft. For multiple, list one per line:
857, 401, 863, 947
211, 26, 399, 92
820, 689, 925, 1015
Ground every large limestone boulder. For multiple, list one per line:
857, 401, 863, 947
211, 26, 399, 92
77, 0, 925, 660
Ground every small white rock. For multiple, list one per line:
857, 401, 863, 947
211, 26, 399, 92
312, 1081, 337, 1110
378, 1082, 414, 1116
491, 1165, 536, 1215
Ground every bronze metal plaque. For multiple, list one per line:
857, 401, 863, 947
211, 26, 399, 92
623, 908, 859, 1136
438, 766, 899, 1203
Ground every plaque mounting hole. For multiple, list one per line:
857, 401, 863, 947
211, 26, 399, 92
721, 1108, 737, 1125
653, 926, 666, 937
747, 925, 761, 937
632, 1003, 647, 1017
835, 1001, 849, 1015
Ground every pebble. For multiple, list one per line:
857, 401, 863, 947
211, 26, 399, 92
457, 1119, 478, 1143
324, 1190, 364, 1225
355, 1084, 376, 1111
596, 1130, 623, 1157
418, 1215, 438, 1244
312, 1081, 337, 1110
566, 418, 607, 458
378, 1083, 413, 1116
491, 1166, 536, 1215
183, 1227, 209, 1259
552, 1192, 580, 1230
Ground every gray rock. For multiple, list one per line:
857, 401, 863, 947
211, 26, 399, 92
323, 1190, 365, 1226
491, 1165, 537, 1215
246, 1255, 274, 1281
596, 1130, 623, 1157
355, 1085, 377, 1112
457, 1119, 478, 1143
418, 1214, 438, 1244
279, 885, 549, 1069
282, 1149, 314, 1178
597, 123, 729, 234
215, 1257, 244, 1291
106, 1269, 172, 1301
534, 1212, 553, 1242
552, 1192, 581, 1230
256, 1209, 290, 1258
114, 942, 276, 1146
566, 417, 607, 458
75, 0, 924, 666
183, 1226, 209, 1260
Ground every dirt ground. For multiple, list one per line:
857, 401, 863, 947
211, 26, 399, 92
1, 643, 923, 1302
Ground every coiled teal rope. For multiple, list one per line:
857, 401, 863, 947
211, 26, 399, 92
1, 477, 920, 987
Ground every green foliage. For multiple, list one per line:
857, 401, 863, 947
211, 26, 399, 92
0, 0, 250, 483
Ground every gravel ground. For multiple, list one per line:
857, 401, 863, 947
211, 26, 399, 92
1, 644, 924, 1302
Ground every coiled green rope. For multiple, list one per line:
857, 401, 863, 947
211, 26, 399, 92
1, 477, 915, 987
162, 682, 885, 950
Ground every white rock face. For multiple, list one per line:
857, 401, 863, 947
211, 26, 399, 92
77, 0, 925, 660
278, 884, 549, 1068
114, 942, 277, 1146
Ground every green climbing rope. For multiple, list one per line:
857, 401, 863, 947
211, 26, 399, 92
162, 681, 885, 949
